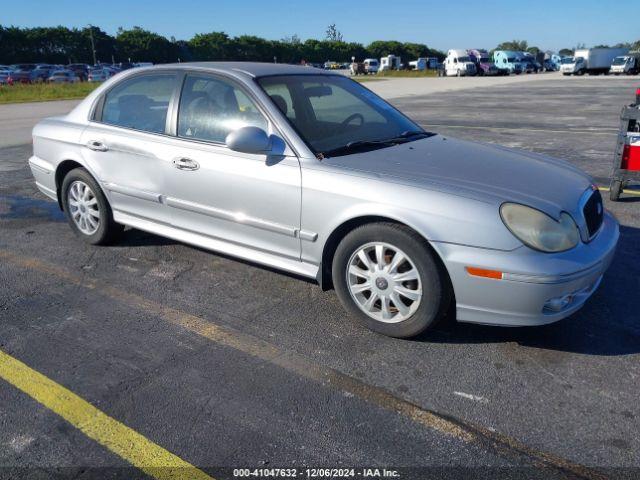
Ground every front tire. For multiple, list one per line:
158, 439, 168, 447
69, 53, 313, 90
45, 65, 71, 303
332, 223, 451, 338
61, 168, 123, 245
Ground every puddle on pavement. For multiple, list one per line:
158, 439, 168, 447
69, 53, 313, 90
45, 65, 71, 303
0, 195, 65, 221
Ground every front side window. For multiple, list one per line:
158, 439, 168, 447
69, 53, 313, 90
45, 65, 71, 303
177, 75, 267, 143
101, 74, 175, 134
257, 74, 428, 157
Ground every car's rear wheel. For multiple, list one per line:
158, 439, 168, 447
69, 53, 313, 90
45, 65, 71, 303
332, 223, 450, 338
61, 168, 123, 245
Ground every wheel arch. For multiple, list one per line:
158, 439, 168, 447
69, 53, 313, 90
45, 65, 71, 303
318, 214, 452, 296
54, 160, 84, 210
54, 159, 105, 211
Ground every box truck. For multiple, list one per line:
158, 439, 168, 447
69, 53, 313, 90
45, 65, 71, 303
560, 48, 629, 75
610, 52, 640, 75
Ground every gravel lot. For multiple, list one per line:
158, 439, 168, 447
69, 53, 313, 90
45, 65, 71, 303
1, 73, 639, 479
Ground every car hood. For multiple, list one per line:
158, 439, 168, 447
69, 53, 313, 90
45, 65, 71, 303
322, 135, 593, 217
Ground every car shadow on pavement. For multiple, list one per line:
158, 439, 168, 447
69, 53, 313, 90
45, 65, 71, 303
421, 225, 640, 357
119, 228, 178, 247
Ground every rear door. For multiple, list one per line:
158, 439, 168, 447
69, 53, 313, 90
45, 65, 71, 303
80, 71, 180, 225
161, 72, 302, 261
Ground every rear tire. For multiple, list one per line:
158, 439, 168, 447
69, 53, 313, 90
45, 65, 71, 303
332, 223, 451, 338
61, 168, 124, 245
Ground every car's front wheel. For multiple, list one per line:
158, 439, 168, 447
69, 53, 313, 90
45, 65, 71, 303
332, 223, 451, 338
61, 168, 124, 245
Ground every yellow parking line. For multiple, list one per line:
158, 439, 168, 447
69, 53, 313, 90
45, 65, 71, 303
598, 186, 640, 196
0, 349, 213, 480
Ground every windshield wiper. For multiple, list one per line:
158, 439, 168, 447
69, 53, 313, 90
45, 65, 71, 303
318, 130, 434, 159
395, 130, 432, 140
319, 139, 395, 158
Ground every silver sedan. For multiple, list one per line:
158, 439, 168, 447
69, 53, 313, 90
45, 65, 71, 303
28, 62, 618, 338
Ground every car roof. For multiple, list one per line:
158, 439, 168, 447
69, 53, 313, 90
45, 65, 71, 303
157, 61, 333, 78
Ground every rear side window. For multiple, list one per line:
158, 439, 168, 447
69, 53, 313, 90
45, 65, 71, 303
177, 75, 267, 144
101, 74, 175, 134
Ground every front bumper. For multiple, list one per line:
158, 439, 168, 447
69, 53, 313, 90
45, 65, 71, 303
435, 211, 619, 326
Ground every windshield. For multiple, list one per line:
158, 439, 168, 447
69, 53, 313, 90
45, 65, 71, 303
561, 57, 575, 64
257, 75, 429, 157
457, 56, 471, 62
612, 57, 627, 65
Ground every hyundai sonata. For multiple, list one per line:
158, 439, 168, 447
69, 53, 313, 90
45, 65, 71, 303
28, 62, 618, 337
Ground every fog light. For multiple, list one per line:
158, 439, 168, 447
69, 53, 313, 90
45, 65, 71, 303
544, 294, 574, 313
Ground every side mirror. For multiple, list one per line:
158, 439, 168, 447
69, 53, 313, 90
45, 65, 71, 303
225, 126, 271, 154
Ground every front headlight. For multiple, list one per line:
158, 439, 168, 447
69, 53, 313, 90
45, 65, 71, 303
500, 203, 579, 253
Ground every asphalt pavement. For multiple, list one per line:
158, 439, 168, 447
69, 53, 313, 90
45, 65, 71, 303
1, 73, 639, 480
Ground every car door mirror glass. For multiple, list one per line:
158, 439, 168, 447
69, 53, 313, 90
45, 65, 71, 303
225, 126, 271, 154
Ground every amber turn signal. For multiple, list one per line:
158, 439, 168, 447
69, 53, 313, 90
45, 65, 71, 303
465, 267, 503, 280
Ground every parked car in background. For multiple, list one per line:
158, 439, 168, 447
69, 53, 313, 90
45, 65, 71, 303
610, 52, 640, 75
561, 48, 629, 75
87, 67, 115, 82
8, 64, 37, 83
67, 64, 90, 81
28, 62, 619, 338
444, 50, 476, 76
493, 51, 524, 74
468, 49, 501, 75
0, 68, 13, 85
47, 70, 80, 84
32, 64, 57, 82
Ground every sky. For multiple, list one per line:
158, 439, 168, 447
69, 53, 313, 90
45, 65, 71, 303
3, 0, 638, 52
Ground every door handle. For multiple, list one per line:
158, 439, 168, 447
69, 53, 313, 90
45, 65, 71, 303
172, 158, 200, 171
86, 140, 108, 152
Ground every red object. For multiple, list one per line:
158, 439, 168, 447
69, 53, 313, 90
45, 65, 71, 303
636, 87, 640, 105
621, 143, 640, 171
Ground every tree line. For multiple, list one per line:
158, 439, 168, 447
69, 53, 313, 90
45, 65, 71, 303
3, 26, 638, 66
0, 25, 445, 65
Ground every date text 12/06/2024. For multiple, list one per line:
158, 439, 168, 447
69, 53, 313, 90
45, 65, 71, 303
232, 468, 401, 478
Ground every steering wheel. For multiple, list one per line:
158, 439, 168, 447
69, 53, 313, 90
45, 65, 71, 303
341, 113, 364, 128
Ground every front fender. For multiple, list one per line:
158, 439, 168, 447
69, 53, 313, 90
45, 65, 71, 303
300, 166, 521, 265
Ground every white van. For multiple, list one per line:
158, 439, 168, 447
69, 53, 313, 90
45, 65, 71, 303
444, 50, 476, 77
363, 58, 379, 74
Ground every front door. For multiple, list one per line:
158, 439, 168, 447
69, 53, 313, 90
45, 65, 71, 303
162, 73, 302, 261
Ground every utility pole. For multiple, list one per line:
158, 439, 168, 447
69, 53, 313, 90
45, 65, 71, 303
88, 25, 97, 66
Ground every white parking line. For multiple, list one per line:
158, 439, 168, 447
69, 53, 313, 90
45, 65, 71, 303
454, 391, 489, 404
